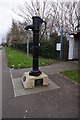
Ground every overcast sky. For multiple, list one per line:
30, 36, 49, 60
0, 0, 26, 43
0, 0, 79, 43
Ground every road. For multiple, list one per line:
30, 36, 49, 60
0, 49, 2, 119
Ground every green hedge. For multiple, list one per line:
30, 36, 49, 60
39, 41, 54, 59
10, 43, 27, 53
9, 38, 69, 61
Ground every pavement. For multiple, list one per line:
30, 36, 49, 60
0, 49, 2, 119
2, 48, 79, 119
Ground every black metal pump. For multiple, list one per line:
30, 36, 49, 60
25, 16, 45, 76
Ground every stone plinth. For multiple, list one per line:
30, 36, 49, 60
22, 72, 48, 89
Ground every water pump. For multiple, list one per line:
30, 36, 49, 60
25, 16, 45, 76
22, 16, 48, 89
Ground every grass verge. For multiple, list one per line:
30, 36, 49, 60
5, 47, 58, 69
60, 70, 80, 84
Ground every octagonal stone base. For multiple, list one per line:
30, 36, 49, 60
22, 72, 48, 89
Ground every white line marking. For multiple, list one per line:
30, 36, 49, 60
9, 68, 13, 79
9, 68, 16, 97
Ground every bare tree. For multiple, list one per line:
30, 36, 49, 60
65, 1, 78, 32
6, 20, 26, 45
50, 1, 79, 36
12, 0, 79, 42
13, 0, 52, 40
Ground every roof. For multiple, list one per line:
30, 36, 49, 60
70, 30, 80, 39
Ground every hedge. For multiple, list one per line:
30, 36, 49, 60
9, 38, 69, 61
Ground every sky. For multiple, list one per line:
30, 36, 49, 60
0, 0, 26, 43
0, 0, 79, 44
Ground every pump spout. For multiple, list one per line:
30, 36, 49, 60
25, 25, 33, 30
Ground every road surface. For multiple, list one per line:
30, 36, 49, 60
0, 49, 2, 119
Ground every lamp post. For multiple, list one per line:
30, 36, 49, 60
60, 26, 63, 61
57, 27, 63, 61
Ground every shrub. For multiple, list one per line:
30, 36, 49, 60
9, 36, 69, 61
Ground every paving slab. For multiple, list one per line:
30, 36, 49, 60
11, 77, 60, 97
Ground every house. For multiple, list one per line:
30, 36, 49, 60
68, 1, 80, 60
68, 31, 80, 60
